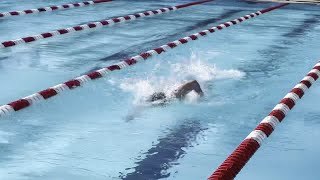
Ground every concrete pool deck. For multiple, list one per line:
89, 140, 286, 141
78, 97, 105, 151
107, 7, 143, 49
247, 0, 320, 4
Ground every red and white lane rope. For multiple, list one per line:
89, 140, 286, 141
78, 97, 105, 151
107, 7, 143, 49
208, 61, 320, 180
0, 0, 213, 49
0, 4, 288, 117
0, 0, 112, 18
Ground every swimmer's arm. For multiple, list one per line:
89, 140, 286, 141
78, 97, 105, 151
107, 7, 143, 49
174, 80, 204, 99
191, 80, 204, 96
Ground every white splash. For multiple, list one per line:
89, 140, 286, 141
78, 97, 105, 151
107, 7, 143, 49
171, 51, 245, 82
113, 51, 245, 104
184, 90, 201, 104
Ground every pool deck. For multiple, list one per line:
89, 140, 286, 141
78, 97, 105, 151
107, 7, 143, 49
247, 0, 320, 4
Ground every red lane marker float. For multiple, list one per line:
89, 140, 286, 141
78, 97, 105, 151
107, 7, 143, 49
0, 0, 213, 49
208, 61, 320, 180
0, 3, 288, 118
0, 0, 112, 19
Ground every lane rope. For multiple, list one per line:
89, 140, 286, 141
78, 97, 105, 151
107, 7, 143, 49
0, 4, 288, 118
0, 0, 112, 19
0, 0, 213, 49
208, 60, 320, 180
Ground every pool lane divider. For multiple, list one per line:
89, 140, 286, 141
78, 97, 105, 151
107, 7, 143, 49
0, 0, 213, 49
0, 3, 288, 118
208, 60, 320, 180
0, 0, 112, 19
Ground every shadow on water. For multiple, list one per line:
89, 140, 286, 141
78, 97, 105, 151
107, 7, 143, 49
81, 10, 243, 74
120, 119, 205, 180
99, 9, 243, 62
76, 6, 185, 26
240, 14, 320, 77
283, 14, 320, 38
0, 56, 9, 61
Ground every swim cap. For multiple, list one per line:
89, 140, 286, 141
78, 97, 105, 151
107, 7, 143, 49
149, 92, 167, 102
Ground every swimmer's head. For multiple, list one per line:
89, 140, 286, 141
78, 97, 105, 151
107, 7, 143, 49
148, 92, 167, 102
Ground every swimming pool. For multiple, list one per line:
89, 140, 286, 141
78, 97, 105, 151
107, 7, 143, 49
0, 0, 319, 179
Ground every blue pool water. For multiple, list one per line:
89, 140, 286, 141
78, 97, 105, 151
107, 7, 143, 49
0, 0, 320, 179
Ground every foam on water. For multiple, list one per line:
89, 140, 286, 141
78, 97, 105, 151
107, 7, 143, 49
184, 90, 201, 104
172, 52, 245, 82
117, 52, 245, 105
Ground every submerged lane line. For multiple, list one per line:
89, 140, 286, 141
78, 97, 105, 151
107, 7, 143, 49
0, 4, 288, 118
121, 120, 202, 179
0, 0, 213, 49
208, 60, 320, 179
0, 0, 112, 19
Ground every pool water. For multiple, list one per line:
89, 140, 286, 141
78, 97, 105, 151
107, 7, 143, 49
0, 0, 319, 179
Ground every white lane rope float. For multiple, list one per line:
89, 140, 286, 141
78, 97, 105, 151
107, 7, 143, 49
0, 0, 112, 19
0, 0, 213, 49
0, 4, 288, 118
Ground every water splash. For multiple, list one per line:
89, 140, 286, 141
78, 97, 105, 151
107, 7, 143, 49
115, 52, 245, 105
117, 53, 245, 104
171, 51, 245, 82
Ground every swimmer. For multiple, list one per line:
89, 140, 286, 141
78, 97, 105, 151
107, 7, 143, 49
147, 80, 204, 105
125, 80, 203, 121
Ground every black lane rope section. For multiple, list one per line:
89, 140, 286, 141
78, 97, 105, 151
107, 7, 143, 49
119, 120, 205, 180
